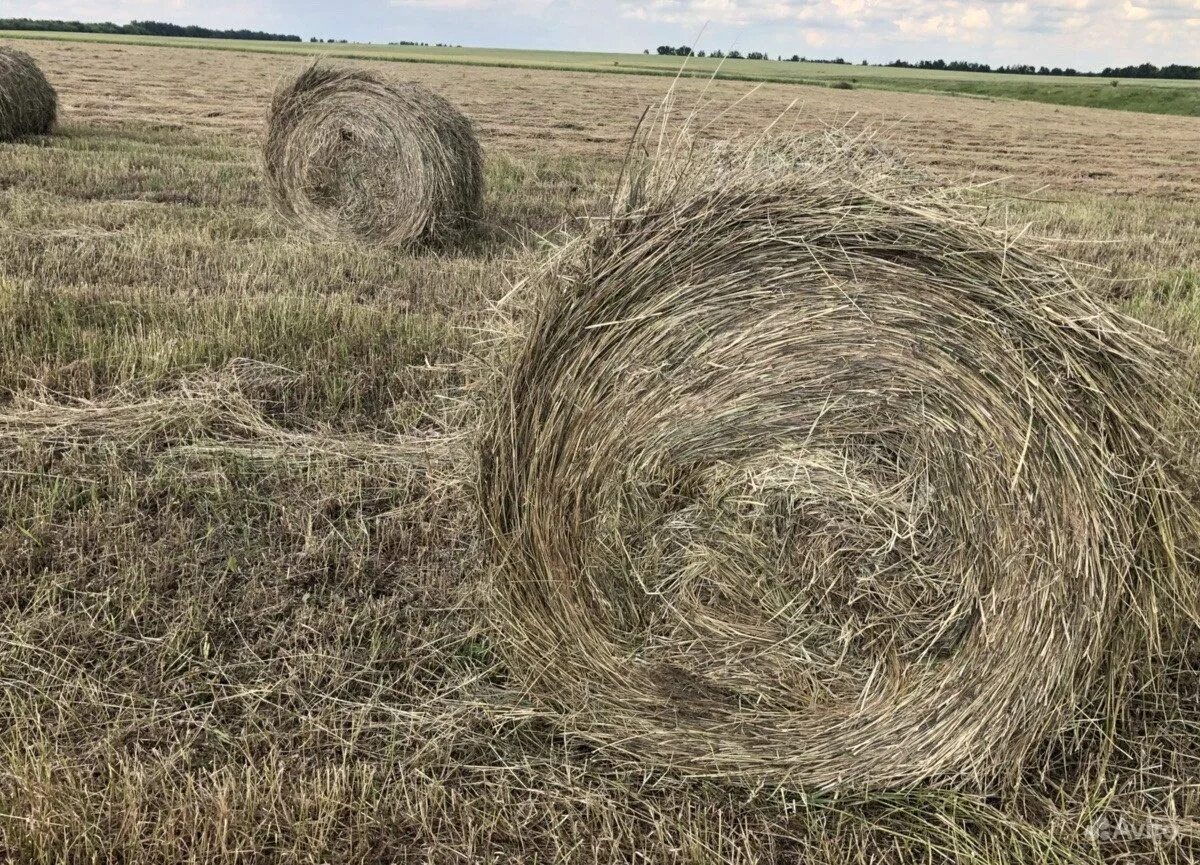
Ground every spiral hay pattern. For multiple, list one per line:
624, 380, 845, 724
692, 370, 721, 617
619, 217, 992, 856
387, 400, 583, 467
479, 132, 1192, 791
263, 63, 483, 246
0, 46, 57, 141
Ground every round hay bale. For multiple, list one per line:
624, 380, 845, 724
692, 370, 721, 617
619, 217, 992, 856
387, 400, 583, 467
263, 63, 483, 246
478, 131, 1193, 791
0, 46, 57, 141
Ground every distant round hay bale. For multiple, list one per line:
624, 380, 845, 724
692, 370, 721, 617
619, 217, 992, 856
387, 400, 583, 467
0, 46, 57, 141
263, 63, 483, 246
478, 131, 1193, 791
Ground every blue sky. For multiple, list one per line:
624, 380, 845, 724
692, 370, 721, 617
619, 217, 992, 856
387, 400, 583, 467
5, 1, 1199, 69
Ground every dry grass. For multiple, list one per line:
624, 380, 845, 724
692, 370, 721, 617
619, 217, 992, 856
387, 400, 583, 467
0, 45, 55, 140
263, 62, 483, 246
0, 36, 1198, 865
10, 38, 1200, 197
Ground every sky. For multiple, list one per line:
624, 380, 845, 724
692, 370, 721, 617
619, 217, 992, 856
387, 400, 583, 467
5, 1, 1199, 70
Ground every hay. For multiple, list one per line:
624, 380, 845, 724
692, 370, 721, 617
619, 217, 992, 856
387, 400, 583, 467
0, 46, 56, 141
263, 62, 483, 246
478, 128, 1194, 792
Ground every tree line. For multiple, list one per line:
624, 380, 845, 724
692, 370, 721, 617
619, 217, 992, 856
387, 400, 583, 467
887, 58, 1199, 79
0, 18, 302, 42
654, 45, 858, 63
650, 46, 1199, 80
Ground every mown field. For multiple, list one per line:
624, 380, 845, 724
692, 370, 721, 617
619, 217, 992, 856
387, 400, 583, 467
4, 29, 1200, 116
0, 35, 1199, 865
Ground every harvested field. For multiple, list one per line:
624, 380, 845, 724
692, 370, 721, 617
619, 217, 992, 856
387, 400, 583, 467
0, 35, 1198, 865
4, 30, 1199, 116
17, 38, 1200, 197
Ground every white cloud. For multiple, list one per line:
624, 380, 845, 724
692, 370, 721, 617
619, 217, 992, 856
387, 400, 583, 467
618, 0, 1192, 62
1000, 2, 1033, 26
13, 0, 187, 15
5, 0, 1198, 68
390, 0, 553, 9
619, 0, 802, 25
962, 6, 992, 29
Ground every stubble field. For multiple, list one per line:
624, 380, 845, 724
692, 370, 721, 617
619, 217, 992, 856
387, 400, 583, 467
0, 36, 1198, 865
5, 31, 1200, 116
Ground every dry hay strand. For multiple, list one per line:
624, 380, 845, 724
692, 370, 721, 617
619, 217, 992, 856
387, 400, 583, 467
1, 365, 460, 471
477, 127, 1195, 792
0, 46, 56, 141
263, 62, 483, 246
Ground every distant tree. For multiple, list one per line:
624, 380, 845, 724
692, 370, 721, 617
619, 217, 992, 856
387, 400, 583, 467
789, 55, 801, 62
676, 45, 694, 56
656, 45, 675, 55
727, 50, 743, 59
861, 59, 869, 65
746, 51, 767, 60
0, 16, 302, 41
643, 49, 649, 54
710, 49, 725, 58
309, 36, 318, 42
1159, 63, 1200, 79
697, 50, 706, 57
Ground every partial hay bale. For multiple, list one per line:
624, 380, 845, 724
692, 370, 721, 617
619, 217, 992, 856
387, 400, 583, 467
263, 62, 483, 246
0, 46, 57, 141
478, 129, 1195, 792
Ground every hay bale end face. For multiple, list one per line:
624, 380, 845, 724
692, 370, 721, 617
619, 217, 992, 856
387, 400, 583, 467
479, 132, 1193, 792
0, 46, 57, 141
263, 63, 484, 246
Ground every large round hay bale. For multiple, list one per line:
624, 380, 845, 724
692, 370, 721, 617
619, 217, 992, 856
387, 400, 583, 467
0, 46, 57, 141
263, 63, 483, 246
478, 131, 1193, 791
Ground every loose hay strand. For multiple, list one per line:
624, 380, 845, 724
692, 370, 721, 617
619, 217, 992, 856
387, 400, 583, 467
263, 62, 483, 246
477, 126, 1196, 793
0, 45, 57, 141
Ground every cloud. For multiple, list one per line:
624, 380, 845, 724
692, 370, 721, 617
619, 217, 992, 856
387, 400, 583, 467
619, 0, 804, 25
390, 0, 553, 9
5, 0, 1198, 68
617, 0, 1197, 34
611, 0, 1200, 65
890, 3, 995, 41
961, 6, 992, 28
13, 0, 187, 16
